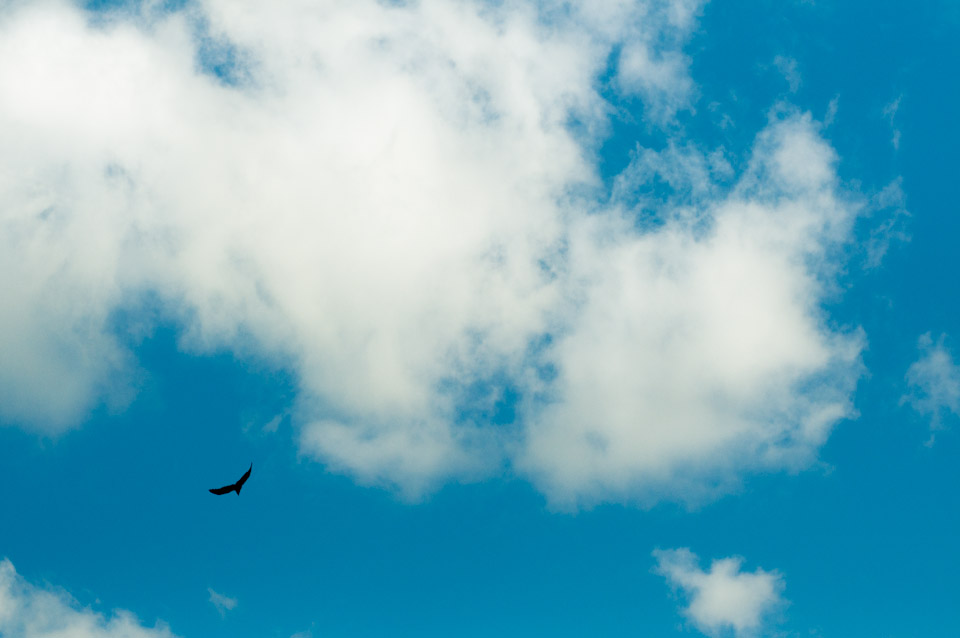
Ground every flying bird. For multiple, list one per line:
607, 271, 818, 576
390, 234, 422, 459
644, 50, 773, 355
209, 463, 252, 496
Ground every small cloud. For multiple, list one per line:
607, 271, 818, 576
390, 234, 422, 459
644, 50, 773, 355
653, 548, 786, 638
882, 95, 901, 118
263, 413, 283, 434
241, 412, 285, 436
902, 333, 960, 440
207, 588, 237, 617
823, 95, 839, 127
863, 177, 910, 268
290, 631, 313, 638
774, 55, 801, 93
883, 95, 902, 150
618, 43, 695, 118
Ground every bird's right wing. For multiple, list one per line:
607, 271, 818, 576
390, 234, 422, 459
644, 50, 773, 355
235, 463, 252, 488
209, 484, 234, 495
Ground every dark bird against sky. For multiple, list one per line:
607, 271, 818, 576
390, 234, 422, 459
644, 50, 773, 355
209, 463, 252, 496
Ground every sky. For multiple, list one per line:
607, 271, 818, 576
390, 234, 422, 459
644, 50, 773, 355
0, 0, 958, 636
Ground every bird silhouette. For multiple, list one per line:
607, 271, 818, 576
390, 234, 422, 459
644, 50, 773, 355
209, 463, 252, 496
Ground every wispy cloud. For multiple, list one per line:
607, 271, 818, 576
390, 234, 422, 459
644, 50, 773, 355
902, 333, 960, 438
774, 55, 801, 93
0, 558, 177, 638
863, 177, 910, 268
262, 414, 283, 434
883, 95, 903, 150
654, 548, 785, 637
207, 587, 237, 617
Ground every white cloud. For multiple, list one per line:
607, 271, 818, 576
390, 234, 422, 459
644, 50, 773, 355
207, 587, 237, 617
883, 95, 902, 150
519, 112, 863, 508
903, 333, 960, 433
773, 55, 801, 93
0, 0, 610, 450
614, 0, 708, 117
654, 548, 785, 637
863, 177, 910, 268
262, 413, 283, 433
0, 0, 864, 506
0, 558, 177, 638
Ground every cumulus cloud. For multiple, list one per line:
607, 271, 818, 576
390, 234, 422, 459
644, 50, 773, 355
207, 587, 237, 617
903, 333, 960, 433
0, 558, 177, 638
654, 548, 785, 637
520, 112, 863, 508
0, 0, 608, 452
0, 0, 864, 505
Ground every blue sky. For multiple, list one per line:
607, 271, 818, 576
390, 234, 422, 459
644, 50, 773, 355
0, 1, 958, 637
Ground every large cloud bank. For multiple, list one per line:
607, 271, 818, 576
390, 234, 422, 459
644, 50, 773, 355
0, 0, 862, 506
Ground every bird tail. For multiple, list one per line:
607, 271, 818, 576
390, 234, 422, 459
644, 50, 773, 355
235, 484, 242, 495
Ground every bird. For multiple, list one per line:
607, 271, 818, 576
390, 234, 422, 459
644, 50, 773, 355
209, 463, 252, 496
